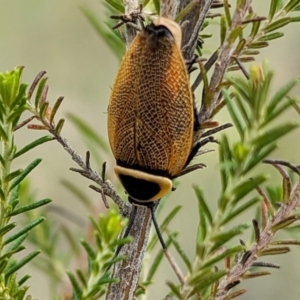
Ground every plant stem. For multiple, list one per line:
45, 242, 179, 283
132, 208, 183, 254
0, 113, 14, 257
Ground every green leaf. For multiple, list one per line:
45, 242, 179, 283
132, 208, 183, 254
227, 26, 242, 44
105, 0, 124, 12
9, 158, 42, 191
34, 77, 48, 109
269, 0, 280, 20
7, 198, 51, 217
0, 246, 25, 262
103, 254, 126, 270
224, 0, 231, 27
83, 274, 117, 298
262, 99, 296, 128
259, 31, 284, 41
7, 233, 28, 252
0, 154, 5, 167
252, 123, 298, 149
250, 18, 261, 38
6, 250, 41, 277
4, 217, 45, 245
80, 6, 125, 60
189, 269, 228, 293
0, 223, 17, 237
291, 16, 300, 22
0, 187, 4, 201
264, 17, 291, 33
221, 197, 260, 225
220, 15, 227, 45
266, 77, 299, 115
271, 215, 300, 231
13, 136, 54, 159
166, 281, 181, 299
258, 246, 290, 256
76, 269, 87, 288
9, 184, 20, 204
8, 107, 27, 127
39, 101, 49, 119
67, 271, 82, 300
234, 93, 250, 127
243, 143, 277, 175
0, 259, 8, 274
10, 82, 27, 110
232, 175, 267, 204
249, 41, 269, 48
293, 4, 300, 10
194, 185, 211, 244
194, 185, 213, 225
18, 275, 31, 286
199, 245, 243, 270
189, 270, 227, 295
210, 223, 249, 253
80, 239, 96, 260
175, 0, 198, 22
0, 125, 8, 141
5, 169, 23, 182
0, 68, 23, 107
219, 135, 232, 192
283, 0, 300, 12
153, 0, 160, 14
223, 89, 245, 139
228, 76, 251, 106
55, 118, 65, 134
169, 233, 192, 272
49, 96, 64, 123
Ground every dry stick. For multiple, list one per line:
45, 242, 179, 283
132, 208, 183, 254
160, 0, 180, 19
200, 0, 252, 124
106, 207, 152, 300
26, 92, 129, 216
215, 178, 300, 299
14, 116, 36, 131
180, 0, 215, 60
183, 0, 214, 57
124, 0, 140, 46
47, 128, 130, 216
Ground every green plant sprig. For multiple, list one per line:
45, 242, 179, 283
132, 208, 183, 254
161, 63, 299, 299
0, 67, 54, 299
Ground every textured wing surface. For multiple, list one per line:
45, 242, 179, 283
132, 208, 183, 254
108, 30, 193, 177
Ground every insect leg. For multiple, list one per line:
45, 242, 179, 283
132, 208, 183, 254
149, 205, 167, 250
115, 205, 138, 257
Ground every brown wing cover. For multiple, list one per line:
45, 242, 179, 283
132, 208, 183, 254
107, 26, 193, 177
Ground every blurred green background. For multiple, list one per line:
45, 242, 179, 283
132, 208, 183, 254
1, 0, 300, 299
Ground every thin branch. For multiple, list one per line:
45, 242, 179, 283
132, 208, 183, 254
124, 0, 140, 46
215, 178, 300, 299
50, 130, 130, 216
181, 0, 215, 60
200, 0, 252, 123
161, 0, 180, 19
14, 116, 36, 131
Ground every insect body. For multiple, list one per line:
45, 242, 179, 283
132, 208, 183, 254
108, 17, 195, 206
